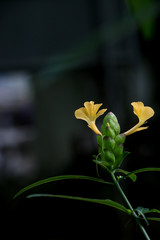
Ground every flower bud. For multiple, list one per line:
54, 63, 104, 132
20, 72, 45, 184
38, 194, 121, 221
103, 112, 118, 125
114, 134, 126, 144
101, 124, 116, 138
102, 150, 115, 170
114, 144, 123, 157
107, 119, 120, 135
104, 150, 115, 162
96, 112, 127, 172
103, 137, 115, 151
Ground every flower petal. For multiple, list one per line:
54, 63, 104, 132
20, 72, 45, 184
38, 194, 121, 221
124, 101, 154, 136
93, 103, 103, 114
131, 102, 144, 119
88, 121, 102, 135
74, 107, 90, 123
84, 101, 94, 117
133, 126, 148, 133
84, 101, 103, 120
96, 108, 107, 118
141, 106, 154, 122
131, 102, 154, 123
75, 101, 107, 135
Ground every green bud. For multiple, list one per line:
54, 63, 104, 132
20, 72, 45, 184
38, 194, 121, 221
107, 119, 120, 135
101, 112, 120, 136
103, 137, 115, 151
114, 144, 123, 157
103, 150, 115, 165
95, 112, 128, 172
101, 124, 116, 138
114, 134, 126, 144
103, 112, 118, 125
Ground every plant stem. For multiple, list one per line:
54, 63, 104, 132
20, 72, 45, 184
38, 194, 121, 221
110, 171, 151, 240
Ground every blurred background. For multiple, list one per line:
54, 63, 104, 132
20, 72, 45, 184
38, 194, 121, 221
0, 0, 160, 239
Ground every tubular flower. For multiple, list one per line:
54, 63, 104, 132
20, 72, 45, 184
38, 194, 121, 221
124, 101, 154, 136
74, 101, 107, 135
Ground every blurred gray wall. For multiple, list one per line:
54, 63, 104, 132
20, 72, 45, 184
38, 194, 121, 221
0, 0, 157, 176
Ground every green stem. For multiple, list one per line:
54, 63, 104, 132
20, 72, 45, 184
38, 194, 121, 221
110, 171, 151, 240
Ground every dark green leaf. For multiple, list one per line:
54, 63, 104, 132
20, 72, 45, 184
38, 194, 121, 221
138, 207, 160, 215
136, 206, 150, 214
125, 167, 160, 178
116, 169, 137, 182
148, 209, 160, 214
136, 206, 160, 222
117, 167, 160, 182
13, 175, 112, 199
147, 217, 160, 222
27, 193, 132, 215
135, 207, 149, 226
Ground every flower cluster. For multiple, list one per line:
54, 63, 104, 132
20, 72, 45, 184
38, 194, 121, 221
75, 101, 154, 136
75, 101, 154, 171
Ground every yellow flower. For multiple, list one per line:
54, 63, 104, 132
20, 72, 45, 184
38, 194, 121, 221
75, 101, 107, 135
124, 101, 154, 136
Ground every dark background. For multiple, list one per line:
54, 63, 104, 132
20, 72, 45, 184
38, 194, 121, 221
0, 0, 160, 239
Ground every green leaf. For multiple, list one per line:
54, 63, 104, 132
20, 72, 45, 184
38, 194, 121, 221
27, 193, 132, 215
147, 209, 160, 214
117, 167, 160, 182
13, 175, 113, 199
116, 169, 137, 182
125, 167, 160, 178
136, 206, 160, 222
135, 207, 149, 226
147, 217, 160, 222
137, 207, 160, 215
136, 206, 150, 214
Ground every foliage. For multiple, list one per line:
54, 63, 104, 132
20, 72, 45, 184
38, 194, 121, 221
14, 101, 159, 240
